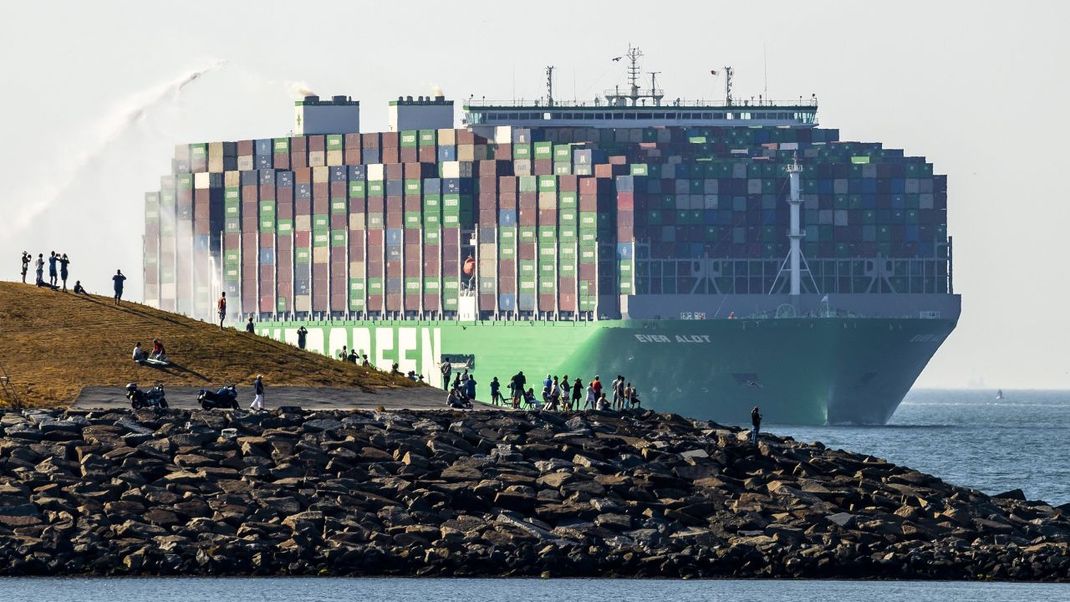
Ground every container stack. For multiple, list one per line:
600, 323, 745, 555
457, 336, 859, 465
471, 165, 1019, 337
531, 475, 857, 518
146, 121, 950, 322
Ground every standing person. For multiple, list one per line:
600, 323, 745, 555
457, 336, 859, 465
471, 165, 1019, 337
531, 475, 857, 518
440, 360, 452, 388
112, 269, 126, 304
615, 376, 627, 410
34, 254, 44, 286
623, 382, 633, 411
20, 252, 30, 284
561, 376, 571, 411
585, 382, 596, 410
245, 315, 255, 333
339, 345, 348, 361
512, 371, 526, 409
48, 252, 58, 287
750, 405, 762, 445
489, 377, 502, 406
591, 375, 603, 404
464, 374, 477, 402
347, 348, 358, 363
217, 292, 227, 329
572, 378, 584, 411
59, 253, 70, 291
296, 325, 308, 350
361, 354, 370, 368
250, 375, 265, 411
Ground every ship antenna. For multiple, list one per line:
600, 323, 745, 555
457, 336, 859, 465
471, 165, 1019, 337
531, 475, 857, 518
626, 45, 643, 105
724, 66, 734, 106
545, 65, 555, 106
648, 71, 662, 106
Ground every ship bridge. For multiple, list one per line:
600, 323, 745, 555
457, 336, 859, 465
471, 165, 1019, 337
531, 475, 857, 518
463, 98, 818, 129
464, 45, 817, 129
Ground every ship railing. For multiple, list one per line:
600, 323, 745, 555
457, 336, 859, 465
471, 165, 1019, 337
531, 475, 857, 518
463, 97, 818, 109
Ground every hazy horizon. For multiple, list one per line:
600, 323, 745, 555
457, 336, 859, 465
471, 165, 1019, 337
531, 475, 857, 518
1, 1, 1067, 390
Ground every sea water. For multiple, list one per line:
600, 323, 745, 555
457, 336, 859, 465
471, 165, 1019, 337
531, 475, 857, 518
771, 389, 1070, 505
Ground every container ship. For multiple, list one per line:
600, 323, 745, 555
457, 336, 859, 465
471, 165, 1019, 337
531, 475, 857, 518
141, 48, 959, 424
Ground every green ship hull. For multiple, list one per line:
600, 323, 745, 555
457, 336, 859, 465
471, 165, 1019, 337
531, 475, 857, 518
255, 315, 956, 425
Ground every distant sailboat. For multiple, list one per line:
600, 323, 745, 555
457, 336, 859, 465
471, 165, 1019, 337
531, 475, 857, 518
996, 389, 1004, 400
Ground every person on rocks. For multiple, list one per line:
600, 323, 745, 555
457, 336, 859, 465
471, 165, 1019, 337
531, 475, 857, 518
510, 370, 528, 409
591, 375, 603, 402
217, 292, 227, 329
452, 372, 462, 391
750, 405, 762, 445
623, 382, 633, 411
585, 381, 597, 410
542, 374, 553, 400
523, 387, 539, 410
572, 378, 584, 411
464, 374, 477, 401
245, 315, 255, 334
296, 325, 308, 350
615, 376, 627, 410
489, 376, 502, 406
34, 254, 44, 286
250, 375, 265, 411
73, 280, 88, 295
596, 392, 611, 411
347, 348, 358, 363
48, 251, 58, 287
561, 376, 572, 411
628, 383, 641, 409
59, 253, 70, 291
132, 342, 147, 364
547, 376, 562, 411
112, 269, 126, 304
440, 360, 452, 388
447, 386, 471, 409
20, 251, 30, 284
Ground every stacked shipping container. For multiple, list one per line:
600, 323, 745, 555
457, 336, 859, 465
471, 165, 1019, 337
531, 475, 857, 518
145, 125, 949, 322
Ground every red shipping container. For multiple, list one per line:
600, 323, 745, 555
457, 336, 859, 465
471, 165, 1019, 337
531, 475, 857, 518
308, 135, 325, 152
559, 175, 578, 192
331, 293, 347, 310
381, 146, 399, 164
367, 294, 384, 309
423, 294, 440, 310
273, 153, 290, 170
418, 147, 436, 163
361, 133, 380, 149
295, 231, 310, 246
494, 144, 512, 161
290, 150, 308, 169
456, 130, 475, 144
381, 132, 399, 148
518, 246, 536, 260
242, 280, 257, 314
344, 148, 362, 165
260, 232, 274, 246
579, 264, 596, 279
400, 147, 417, 163
533, 160, 553, 176
294, 168, 312, 184
538, 293, 556, 308
277, 281, 293, 298
386, 293, 401, 311
558, 293, 576, 312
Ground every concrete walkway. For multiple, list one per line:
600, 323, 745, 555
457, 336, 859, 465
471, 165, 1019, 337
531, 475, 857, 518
72, 384, 479, 411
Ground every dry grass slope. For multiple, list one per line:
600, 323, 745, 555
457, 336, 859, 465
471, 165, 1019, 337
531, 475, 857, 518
0, 281, 412, 406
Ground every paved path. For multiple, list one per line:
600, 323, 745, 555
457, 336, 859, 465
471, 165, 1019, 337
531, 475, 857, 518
72, 384, 485, 411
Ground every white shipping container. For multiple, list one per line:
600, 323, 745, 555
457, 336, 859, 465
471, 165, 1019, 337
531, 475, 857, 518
495, 126, 512, 143
441, 161, 460, 179
366, 164, 385, 181
194, 172, 211, 189
295, 215, 311, 230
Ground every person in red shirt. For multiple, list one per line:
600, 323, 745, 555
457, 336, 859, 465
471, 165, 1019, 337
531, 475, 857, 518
591, 375, 602, 402
150, 338, 167, 362
217, 292, 227, 330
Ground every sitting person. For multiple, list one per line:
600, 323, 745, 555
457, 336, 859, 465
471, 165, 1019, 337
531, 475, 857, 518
73, 280, 88, 295
596, 392, 611, 411
149, 338, 168, 362
523, 387, 540, 410
447, 387, 471, 409
131, 342, 147, 364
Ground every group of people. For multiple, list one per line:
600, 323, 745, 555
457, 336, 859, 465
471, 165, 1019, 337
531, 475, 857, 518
490, 371, 641, 412
131, 339, 169, 364
336, 345, 372, 367
21, 251, 91, 295
446, 369, 477, 409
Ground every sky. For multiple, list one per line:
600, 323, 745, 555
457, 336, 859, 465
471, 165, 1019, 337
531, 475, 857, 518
0, 1, 1067, 389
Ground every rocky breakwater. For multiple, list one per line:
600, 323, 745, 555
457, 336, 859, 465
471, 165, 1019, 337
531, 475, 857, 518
0, 407, 1067, 580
